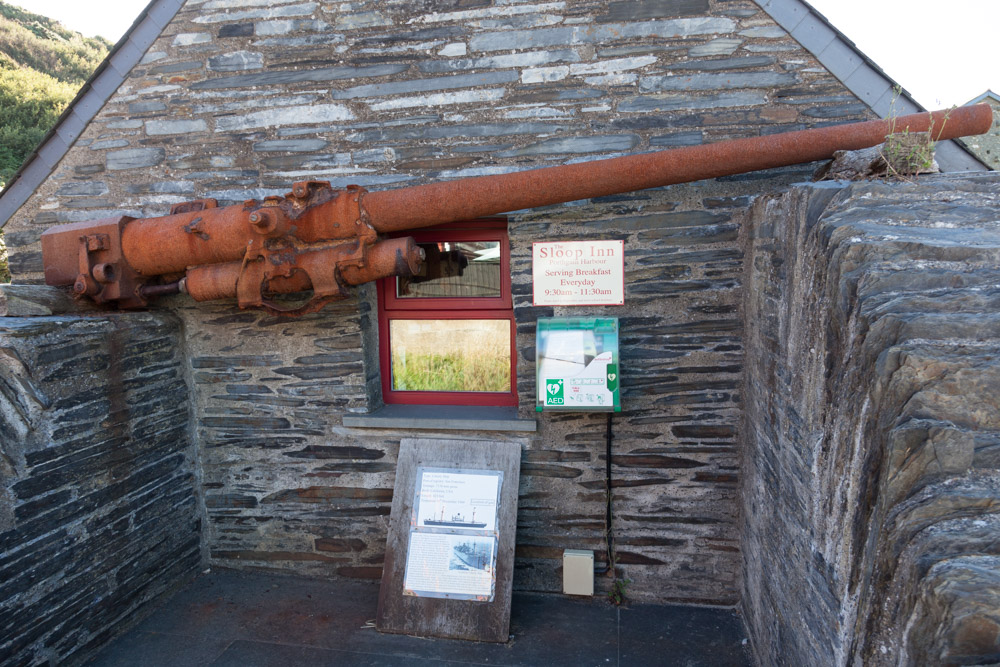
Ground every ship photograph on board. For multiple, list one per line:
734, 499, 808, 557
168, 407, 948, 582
424, 507, 487, 529
449, 538, 494, 573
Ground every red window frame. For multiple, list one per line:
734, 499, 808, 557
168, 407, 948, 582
377, 219, 516, 407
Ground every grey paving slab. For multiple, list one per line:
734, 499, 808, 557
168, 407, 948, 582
127, 571, 270, 640
88, 631, 233, 666
619, 603, 751, 666
503, 592, 618, 665
209, 640, 448, 667
88, 570, 749, 666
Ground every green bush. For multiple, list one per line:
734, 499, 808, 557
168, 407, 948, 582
0, 1, 109, 185
0, 18, 108, 84
0, 62, 76, 184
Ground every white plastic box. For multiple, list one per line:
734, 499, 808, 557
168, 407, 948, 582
563, 549, 594, 596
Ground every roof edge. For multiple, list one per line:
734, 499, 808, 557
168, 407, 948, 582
757, 0, 989, 172
967, 90, 1000, 106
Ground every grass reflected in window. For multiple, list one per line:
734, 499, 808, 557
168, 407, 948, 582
390, 319, 510, 392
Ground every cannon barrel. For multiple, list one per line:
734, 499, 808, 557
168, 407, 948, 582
364, 105, 992, 232
40, 105, 994, 315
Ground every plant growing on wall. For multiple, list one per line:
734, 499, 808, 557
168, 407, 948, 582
881, 87, 950, 178
608, 576, 631, 606
604, 479, 630, 606
0, 231, 9, 283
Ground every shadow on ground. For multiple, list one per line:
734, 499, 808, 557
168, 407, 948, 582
88, 570, 751, 666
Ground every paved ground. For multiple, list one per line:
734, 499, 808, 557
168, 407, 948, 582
87, 570, 751, 666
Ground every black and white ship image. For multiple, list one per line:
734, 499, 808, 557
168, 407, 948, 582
450, 540, 492, 572
424, 507, 486, 528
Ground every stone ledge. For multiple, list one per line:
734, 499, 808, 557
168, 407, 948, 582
0, 284, 100, 316
343, 404, 536, 432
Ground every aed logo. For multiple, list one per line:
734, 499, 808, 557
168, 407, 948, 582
545, 379, 564, 405
537, 245, 617, 259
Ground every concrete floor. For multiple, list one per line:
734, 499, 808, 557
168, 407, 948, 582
87, 570, 751, 666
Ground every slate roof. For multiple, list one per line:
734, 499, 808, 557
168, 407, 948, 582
967, 90, 1000, 106
0, 0, 986, 229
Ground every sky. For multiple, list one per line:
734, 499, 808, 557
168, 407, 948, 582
14, 0, 146, 43
807, 0, 998, 108
10, 0, 999, 109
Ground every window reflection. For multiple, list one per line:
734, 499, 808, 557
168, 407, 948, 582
397, 241, 501, 298
390, 319, 510, 392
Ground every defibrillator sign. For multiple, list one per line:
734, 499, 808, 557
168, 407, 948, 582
536, 318, 621, 412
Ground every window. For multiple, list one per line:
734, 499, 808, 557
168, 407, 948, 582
377, 219, 516, 406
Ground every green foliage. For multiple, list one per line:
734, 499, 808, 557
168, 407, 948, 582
0, 61, 76, 184
0, 2, 110, 82
0, 2, 108, 45
880, 86, 949, 179
881, 130, 937, 177
0, 0, 109, 186
0, 229, 9, 283
608, 577, 631, 606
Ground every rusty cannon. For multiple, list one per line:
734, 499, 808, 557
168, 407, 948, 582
41, 105, 993, 316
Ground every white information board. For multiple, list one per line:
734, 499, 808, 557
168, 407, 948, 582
532, 240, 625, 306
402, 468, 503, 602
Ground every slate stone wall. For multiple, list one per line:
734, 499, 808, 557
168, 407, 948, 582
962, 95, 1000, 170
1, 0, 874, 605
741, 174, 1000, 665
0, 310, 200, 665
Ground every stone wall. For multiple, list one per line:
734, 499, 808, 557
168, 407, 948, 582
508, 181, 755, 602
741, 174, 1000, 665
962, 95, 1000, 170
167, 173, 804, 605
0, 307, 200, 665
1, 0, 875, 606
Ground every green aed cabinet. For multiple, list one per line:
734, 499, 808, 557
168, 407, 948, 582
535, 317, 621, 412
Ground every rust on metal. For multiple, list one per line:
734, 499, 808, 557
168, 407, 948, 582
42, 216, 148, 308
363, 106, 993, 233
40, 106, 994, 316
183, 217, 210, 241
170, 198, 218, 215
183, 237, 424, 316
184, 262, 240, 302
139, 282, 182, 298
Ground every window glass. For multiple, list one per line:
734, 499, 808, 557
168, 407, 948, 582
396, 241, 501, 299
378, 219, 515, 406
389, 319, 511, 392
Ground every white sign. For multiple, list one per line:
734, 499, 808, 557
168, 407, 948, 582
402, 468, 503, 601
404, 533, 496, 600
539, 350, 615, 409
415, 470, 499, 532
532, 240, 624, 306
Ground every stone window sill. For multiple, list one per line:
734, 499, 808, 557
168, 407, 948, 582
342, 404, 536, 432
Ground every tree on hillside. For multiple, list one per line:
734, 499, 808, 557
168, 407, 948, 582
0, 62, 77, 185
0, 8, 110, 83
0, 0, 110, 281
0, 0, 109, 185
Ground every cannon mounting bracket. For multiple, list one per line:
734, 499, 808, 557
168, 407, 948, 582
232, 183, 380, 316
42, 216, 149, 309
